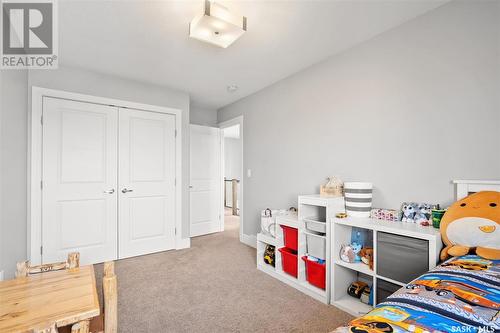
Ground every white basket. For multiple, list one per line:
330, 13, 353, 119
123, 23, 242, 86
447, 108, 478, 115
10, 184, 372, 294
344, 182, 373, 218
303, 217, 326, 233
305, 231, 326, 260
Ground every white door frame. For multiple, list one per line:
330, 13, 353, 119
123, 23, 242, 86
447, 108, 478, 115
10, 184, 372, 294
218, 116, 252, 247
29, 86, 184, 265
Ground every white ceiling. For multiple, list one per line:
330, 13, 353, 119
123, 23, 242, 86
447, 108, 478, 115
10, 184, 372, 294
59, 0, 447, 110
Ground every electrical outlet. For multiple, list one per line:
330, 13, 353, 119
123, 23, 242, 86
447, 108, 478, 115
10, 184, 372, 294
0, 270, 4, 281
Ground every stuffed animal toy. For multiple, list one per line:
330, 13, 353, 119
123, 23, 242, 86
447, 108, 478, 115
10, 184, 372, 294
359, 247, 374, 270
340, 244, 355, 263
351, 242, 362, 262
440, 191, 500, 260
401, 203, 417, 222
414, 203, 432, 226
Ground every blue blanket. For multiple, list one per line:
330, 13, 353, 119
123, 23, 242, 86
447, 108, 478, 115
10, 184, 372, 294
337, 255, 500, 333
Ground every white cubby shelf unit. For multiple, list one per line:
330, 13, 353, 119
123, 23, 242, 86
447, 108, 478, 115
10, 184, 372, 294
256, 195, 345, 304
331, 216, 442, 317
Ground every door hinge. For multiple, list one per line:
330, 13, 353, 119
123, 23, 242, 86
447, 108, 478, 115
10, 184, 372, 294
174, 227, 177, 235
174, 178, 176, 186
40, 180, 43, 190
175, 129, 177, 137
40, 246, 43, 255
40, 116, 43, 125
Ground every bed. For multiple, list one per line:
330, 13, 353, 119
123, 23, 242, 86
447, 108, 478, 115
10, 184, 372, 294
333, 254, 500, 333
333, 181, 500, 333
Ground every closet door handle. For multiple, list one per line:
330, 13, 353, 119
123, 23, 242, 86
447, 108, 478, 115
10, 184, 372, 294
122, 188, 133, 193
103, 189, 115, 194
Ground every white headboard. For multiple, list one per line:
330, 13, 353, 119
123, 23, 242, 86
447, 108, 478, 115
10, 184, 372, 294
453, 180, 500, 200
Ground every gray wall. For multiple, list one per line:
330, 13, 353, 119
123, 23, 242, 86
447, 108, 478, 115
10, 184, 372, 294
190, 105, 218, 127
0, 66, 191, 278
224, 138, 242, 181
0, 70, 29, 279
218, 1, 500, 236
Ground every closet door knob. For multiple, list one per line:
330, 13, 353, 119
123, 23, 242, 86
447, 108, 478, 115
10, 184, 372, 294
122, 188, 133, 193
103, 189, 115, 194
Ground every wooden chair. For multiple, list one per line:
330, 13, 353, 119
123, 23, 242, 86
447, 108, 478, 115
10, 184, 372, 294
60, 261, 117, 333
16, 252, 80, 278
82, 261, 117, 333
16, 253, 80, 333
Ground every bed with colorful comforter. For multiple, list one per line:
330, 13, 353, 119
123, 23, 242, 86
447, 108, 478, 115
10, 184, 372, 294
334, 255, 500, 333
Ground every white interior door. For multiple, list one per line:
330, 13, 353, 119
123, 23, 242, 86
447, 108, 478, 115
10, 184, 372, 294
42, 97, 118, 264
190, 125, 222, 237
118, 108, 176, 259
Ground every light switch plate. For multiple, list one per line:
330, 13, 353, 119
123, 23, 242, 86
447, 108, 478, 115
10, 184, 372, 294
247, 169, 252, 178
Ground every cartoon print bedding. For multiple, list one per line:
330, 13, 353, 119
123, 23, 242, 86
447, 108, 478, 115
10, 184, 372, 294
333, 255, 500, 333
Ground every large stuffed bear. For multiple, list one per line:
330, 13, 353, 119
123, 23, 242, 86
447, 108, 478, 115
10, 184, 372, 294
440, 191, 500, 260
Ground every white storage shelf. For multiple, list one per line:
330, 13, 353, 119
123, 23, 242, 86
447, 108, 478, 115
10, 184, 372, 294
330, 216, 443, 317
256, 195, 345, 305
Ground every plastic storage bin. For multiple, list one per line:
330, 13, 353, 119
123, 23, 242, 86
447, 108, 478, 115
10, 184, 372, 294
305, 231, 326, 260
278, 247, 298, 278
304, 217, 326, 233
280, 225, 298, 251
302, 256, 326, 289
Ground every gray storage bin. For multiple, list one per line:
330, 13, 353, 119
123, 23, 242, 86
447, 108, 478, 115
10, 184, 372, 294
304, 217, 326, 233
377, 232, 429, 284
305, 230, 326, 260
376, 278, 401, 304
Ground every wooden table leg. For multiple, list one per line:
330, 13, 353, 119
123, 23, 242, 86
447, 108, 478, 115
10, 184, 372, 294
71, 320, 90, 333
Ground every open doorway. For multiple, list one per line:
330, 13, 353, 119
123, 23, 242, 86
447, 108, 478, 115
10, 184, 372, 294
219, 116, 244, 242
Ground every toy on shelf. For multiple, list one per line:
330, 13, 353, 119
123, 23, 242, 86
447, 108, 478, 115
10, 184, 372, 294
399, 202, 437, 226
440, 191, 500, 260
360, 286, 373, 305
320, 176, 343, 197
351, 227, 372, 248
359, 247, 374, 270
347, 281, 368, 298
340, 244, 355, 263
351, 242, 362, 263
263, 244, 275, 267
431, 206, 446, 229
370, 208, 399, 222
260, 207, 298, 238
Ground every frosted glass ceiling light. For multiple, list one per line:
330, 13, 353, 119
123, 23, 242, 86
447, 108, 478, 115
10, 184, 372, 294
189, 1, 247, 48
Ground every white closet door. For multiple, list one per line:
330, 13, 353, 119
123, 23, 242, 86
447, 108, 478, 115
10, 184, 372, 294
189, 125, 222, 237
42, 97, 118, 265
118, 108, 176, 259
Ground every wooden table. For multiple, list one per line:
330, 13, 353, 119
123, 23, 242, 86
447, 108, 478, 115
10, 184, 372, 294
0, 265, 100, 332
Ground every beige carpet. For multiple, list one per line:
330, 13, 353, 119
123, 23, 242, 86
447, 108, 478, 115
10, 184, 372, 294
96, 212, 352, 332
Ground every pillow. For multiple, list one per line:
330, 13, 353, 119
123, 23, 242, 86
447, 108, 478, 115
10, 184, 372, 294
440, 191, 500, 260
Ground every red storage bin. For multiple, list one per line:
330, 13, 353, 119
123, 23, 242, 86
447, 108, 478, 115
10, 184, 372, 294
279, 247, 298, 278
280, 225, 298, 251
302, 256, 326, 289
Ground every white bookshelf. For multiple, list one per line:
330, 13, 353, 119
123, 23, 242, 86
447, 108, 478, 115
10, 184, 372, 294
330, 216, 442, 316
256, 195, 345, 304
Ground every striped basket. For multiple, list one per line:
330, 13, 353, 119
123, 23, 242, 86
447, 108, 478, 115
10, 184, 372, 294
344, 182, 373, 218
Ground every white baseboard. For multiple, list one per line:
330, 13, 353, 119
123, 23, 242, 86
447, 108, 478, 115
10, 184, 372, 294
240, 233, 257, 248
176, 237, 191, 250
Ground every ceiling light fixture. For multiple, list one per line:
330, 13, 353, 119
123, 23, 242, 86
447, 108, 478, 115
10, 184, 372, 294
189, 0, 247, 48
